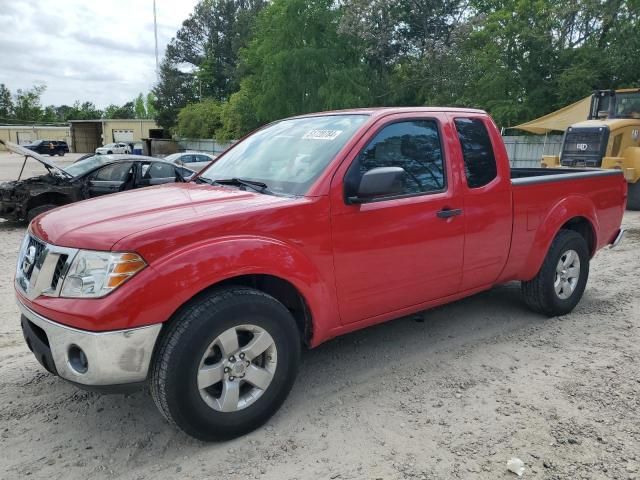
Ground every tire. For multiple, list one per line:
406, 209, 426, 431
627, 181, 640, 211
521, 229, 590, 317
58, 150, 65, 156
150, 287, 301, 441
27, 204, 59, 222
107, 150, 113, 154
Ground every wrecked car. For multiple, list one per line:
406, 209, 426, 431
0, 141, 195, 222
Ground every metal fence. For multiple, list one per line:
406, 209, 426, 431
176, 135, 564, 168
176, 138, 234, 155
502, 135, 564, 168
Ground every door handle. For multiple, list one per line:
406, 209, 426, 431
436, 208, 463, 219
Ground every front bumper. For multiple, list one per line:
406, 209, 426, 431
18, 300, 162, 386
609, 228, 626, 248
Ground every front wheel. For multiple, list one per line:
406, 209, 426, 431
521, 229, 590, 317
58, 150, 65, 156
150, 287, 301, 441
627, 181, 640, 211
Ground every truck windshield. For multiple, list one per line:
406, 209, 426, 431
614, 92, 640, 119
199, 114, 369, 195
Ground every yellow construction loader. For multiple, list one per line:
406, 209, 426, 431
540, 89, 640, 210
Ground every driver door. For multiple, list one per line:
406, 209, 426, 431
330, 114, 465, 324
88, 162, 135, 197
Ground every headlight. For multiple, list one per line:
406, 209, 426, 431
60, 250, 146, 298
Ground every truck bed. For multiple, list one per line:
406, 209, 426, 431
502, 166, 626, 282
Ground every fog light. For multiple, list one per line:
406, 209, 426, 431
68, 344, 88, 374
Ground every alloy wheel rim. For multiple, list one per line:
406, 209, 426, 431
197, 324, 277, 412
554, 249, 581, 300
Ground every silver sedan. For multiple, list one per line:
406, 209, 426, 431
165, 151, 217, 172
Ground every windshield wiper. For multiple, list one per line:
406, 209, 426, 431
195, 176, 213, 185
213, 178, 273, 195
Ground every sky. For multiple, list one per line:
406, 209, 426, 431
0, 0, 200, 108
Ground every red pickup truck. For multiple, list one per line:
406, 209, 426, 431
16, 107, 626, 440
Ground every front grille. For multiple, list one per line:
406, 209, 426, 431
16, 234, 78, 299
51, 254, 68, 290
24, 236, 46, 281
560, 127, 609, 167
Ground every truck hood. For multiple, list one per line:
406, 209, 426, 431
0, 140, 72, 178
31, 182, 295, 250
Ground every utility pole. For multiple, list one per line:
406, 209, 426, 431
153, 0, 160, 82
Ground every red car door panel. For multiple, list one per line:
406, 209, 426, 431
449, 114, 513, 289
330, 113, 465, 324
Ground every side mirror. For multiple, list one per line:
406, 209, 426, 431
348, 167, 406, 203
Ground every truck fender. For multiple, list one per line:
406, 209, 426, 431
148, 235, 338, 344
521, 195, 598, 280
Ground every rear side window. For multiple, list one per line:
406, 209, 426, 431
145, 162, 176, 179
93, 162, 133, 181
345, 120, 446, 197
454, 118, 497, 188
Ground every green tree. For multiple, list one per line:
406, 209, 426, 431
41, 105, 59, 123
217, 87, 259, 141
153, 59, 198, 130
103, 104, 120, 119
460, 0, 640, 126
175, 98, 223, 138
65, 101, 103, 120
0, 83, 13, 120
134, 93, 147, 118
339, 0, 468, 106
236, 0, 373, 126
56, 105, 74, 121
13, 85, 46, 122
103, 102, 134, 119
153, 0, 266, 130
145, 92, 157, 118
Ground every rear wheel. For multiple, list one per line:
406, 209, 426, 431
150, 287, 301, 441
627, 181, 640, 211
107, 150, 113, 154
521, 229, 590, 317
58, 150, 65, 156
27, 204, 59, 222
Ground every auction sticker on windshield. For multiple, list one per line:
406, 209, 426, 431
303, 129, 343, 140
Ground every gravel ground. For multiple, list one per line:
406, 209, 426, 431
1, 151, 639, 479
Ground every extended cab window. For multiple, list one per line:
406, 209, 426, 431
454, 118, 497, 188
345, 120, 445, 198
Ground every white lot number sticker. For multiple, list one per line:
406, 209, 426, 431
303, 129, 343, 140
